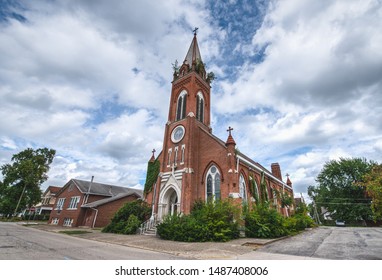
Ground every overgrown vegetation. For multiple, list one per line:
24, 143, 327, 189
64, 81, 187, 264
144, 159, 160, 194
245, 202, 315, 239
102, 200, 151, 234
157, 199, 240, 242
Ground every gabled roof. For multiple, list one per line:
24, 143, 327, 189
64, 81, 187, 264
81, 190, 143, 208
57, 178, 140, 197
43, 186, 62, 196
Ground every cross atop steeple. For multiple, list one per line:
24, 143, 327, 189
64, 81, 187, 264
227, 126, 234, 136
149, 149, 156, 162
225, 126, 236, 146
193, 27, 199, 35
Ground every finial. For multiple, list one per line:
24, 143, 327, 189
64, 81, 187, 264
193, 27, 199, 35
227, 126, 233, 136
152, 149, 156, 157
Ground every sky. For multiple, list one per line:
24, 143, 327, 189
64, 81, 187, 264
0, 0, 381, 201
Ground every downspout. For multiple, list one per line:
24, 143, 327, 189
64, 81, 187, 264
91, 207, 99, 228
84, 176, 94, 205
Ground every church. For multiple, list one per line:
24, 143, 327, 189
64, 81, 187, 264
144, 32, 294, 223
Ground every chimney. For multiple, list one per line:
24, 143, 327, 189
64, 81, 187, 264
271, 163, 282, 181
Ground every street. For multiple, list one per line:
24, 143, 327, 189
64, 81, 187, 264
255, 226, 382, 260
0, 222, 185, 260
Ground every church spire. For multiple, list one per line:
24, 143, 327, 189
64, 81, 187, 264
184, 28, 202, 67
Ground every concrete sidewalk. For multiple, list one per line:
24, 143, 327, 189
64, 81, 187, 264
23, 223, 320, 260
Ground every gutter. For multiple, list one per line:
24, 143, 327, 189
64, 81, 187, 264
236, 154, 293, 191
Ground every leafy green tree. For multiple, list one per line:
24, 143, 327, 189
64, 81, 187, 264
364, 164, 382, 221
0, 148, 56, 216
308, 158, 374, 222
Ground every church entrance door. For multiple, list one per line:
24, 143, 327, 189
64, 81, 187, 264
159, 186, 180, 220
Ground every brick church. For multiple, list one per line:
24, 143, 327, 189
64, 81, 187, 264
144, 32, 294, 222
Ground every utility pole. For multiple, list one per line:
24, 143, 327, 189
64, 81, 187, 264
13, 182, 27, 217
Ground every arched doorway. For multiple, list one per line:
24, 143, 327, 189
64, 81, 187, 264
168, 190, 178, 216
158, 185, 180, 220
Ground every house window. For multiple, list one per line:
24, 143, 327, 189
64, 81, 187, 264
239, 174, 247, 204
176, 90, 187, 121
56, 198, 65, 213
51, 218, 59, 225
68, 196, 80, 209
196, 92, 204, 123
63, 218, 73, 227
206, 165, 221, 201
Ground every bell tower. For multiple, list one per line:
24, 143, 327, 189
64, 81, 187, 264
167, 31, 211, 128
149, 31, 215, 219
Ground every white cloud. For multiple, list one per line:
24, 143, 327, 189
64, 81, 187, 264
1, 0, 381, 200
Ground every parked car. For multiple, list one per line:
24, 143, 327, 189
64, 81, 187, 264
335, 220, 345, 226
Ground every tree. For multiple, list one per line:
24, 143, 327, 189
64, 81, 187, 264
0, 148, 56, 216
364, 164, 382, 221
308, 158, 374, 223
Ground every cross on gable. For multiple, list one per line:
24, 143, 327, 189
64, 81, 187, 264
152, 149, 156, 156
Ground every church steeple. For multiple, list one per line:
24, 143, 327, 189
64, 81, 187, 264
184, 28, 202, 68
168, 31, 211, 128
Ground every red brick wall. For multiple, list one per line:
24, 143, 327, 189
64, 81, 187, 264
49, 182, 85, 227
93, 195, 139, 228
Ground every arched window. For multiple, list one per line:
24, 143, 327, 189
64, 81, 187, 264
176, 90, 187, 121
206, 165, 221, 201
239, 174, 247, 204
196, 92, 204, 123
249, 176, 259, 202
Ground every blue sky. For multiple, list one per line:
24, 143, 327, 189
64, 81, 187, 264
1, 0, 382, 201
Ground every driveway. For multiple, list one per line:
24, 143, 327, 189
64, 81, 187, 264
251, 226, 382, 260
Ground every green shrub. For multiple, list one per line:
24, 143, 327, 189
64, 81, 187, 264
102, 200, 151, 234
123, 214, 141, 234
245, 204, 288, 238
157, 199, 240, 242
245, 202, 316, 238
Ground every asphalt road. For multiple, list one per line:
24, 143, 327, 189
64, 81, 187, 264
256, 226, 382, 260
0, 222, 185, 260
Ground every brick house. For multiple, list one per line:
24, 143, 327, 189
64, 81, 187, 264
34, 186, 62, 216
49, 178, 142, 228
144, 33, 294, 222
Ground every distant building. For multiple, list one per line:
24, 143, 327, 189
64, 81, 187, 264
35, 186, 62, 216
49, 179, 142, 228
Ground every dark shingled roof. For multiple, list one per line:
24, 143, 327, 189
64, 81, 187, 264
72, 179, 138, 197
81, 190, 143, 208
57, 178, 142, 198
